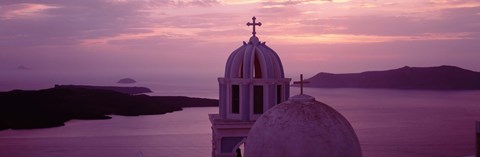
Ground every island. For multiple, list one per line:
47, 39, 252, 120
55, 84, 152, 94
302, 65, 480, 90
117, 78, 137, 84
0, 85, 218, 130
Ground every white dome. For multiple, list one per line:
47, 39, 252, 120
224, 36, 285, 79
245, 94, 362, 157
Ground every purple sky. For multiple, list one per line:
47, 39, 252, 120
1, 0, 480, 89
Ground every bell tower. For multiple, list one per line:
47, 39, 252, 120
209, 17, 291, 157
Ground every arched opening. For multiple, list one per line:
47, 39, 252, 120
233, 139, 246, 157
238, 63, 243, 78
276, 84, 282, 104
253, 85, 264, 114
253, 54, 262, 78
231, 85, 240, 114
220, 137, 246, 155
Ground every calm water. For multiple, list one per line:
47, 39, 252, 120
1, 87, 480, 157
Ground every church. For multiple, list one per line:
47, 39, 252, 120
208, 17, 362, 157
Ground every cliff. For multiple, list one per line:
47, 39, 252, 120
0, 86, 218, 130
304, 65, 480, 90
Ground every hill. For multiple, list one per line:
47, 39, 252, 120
0, 86, 218, 130
54, 84, 152, 94
304, 65, 480, 90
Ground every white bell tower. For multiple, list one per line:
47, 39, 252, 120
209, 16, 291, 157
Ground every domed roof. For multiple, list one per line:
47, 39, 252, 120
224, 36, 285, 79
245, 94, 362, 157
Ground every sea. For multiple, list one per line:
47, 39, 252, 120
1, 81, 480, 157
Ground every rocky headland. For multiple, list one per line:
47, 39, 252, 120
0, 85, 218, 130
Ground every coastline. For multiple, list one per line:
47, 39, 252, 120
0, 85, 218, 130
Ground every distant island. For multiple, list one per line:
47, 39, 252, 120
55, 84, 151, 94
0, 85, 218, 130
117, 78, 137, 84
302, 65, 480, 90
17, 65, 31, 70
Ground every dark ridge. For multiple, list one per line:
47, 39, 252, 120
0, 86, 218, 130
54, 84, 152, 95
302, 65, 480, 90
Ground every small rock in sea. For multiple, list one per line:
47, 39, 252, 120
117, 78, 137, 84
17, 65, 30, 70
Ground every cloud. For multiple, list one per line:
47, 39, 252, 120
0, 3, 57, 20
295, 5, 480, 37
269, 32, 473, 45
0, 1, 151, 47
0, 0, 223, 48
106, 35, 204, 47
1, 0, 479, 79
178, 0, 221, 7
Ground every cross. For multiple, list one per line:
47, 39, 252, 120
246, 16, 262, 36
293, 74, 310, 95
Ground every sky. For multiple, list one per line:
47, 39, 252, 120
1, 0, 480, 90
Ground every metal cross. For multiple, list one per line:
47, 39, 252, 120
293, 74, 310, 95
246, 16, 262, 36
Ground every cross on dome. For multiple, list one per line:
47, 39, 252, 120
293, 74, 310, 95
246, 16, 262, 36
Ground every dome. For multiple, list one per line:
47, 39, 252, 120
244, 94, 362, 157
217, 17, 291, 121
224, 36, 285, 79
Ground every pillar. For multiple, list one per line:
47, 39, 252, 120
476, 121, 480, 157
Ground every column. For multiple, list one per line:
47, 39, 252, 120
477, 121, 480, 157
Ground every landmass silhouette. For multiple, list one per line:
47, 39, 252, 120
303, 65, 480, 90
0, 85, 218, 130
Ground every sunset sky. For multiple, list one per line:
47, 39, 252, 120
1, 0, 480, 90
